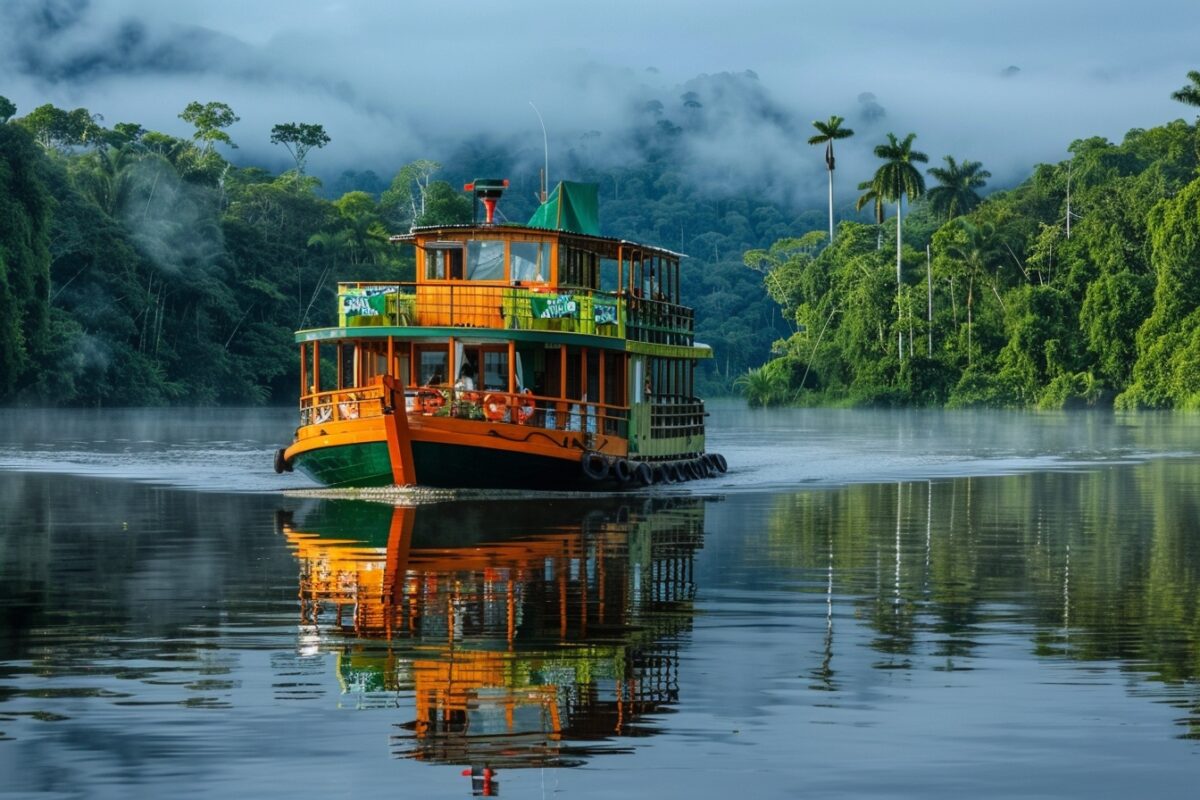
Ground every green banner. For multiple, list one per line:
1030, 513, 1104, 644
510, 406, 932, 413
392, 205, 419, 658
530, 293, 579, 319
341, 292, 389, 317
594, 301, 618, 325
340, 284, 396, 316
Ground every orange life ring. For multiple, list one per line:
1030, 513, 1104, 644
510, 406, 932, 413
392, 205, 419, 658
516, 390, 535, 424
483, 394, 508, 421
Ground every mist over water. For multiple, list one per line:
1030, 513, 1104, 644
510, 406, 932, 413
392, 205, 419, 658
0, 404, 1196, 495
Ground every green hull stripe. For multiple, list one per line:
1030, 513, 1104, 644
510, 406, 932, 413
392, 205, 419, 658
293, 442, 395, 488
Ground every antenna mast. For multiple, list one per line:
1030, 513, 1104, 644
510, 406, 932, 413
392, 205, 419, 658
530, 101, 549, 203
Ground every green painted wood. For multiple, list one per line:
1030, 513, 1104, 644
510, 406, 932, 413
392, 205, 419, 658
292, 441, 395, 488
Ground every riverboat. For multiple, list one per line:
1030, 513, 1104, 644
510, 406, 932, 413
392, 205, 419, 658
274, 180, 725, 489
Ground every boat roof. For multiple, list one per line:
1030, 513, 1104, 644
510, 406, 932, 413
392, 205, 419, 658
390, 224, 687, 260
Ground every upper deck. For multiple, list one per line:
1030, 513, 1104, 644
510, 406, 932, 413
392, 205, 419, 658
299, 222, 704, 355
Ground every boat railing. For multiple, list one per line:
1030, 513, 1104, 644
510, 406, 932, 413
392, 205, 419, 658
625, 295, 695, 346
335, 282, 693, 344
300, 384, 387, 425
648, 396, 705, 439
300, 383, 629, 438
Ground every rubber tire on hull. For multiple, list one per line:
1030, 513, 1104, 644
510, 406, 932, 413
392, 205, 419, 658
634, 462, 654, 486
581, 452, 611, 482
612, 458, 633, 483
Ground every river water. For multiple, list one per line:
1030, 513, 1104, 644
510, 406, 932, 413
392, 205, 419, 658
1, 403, 1199, 798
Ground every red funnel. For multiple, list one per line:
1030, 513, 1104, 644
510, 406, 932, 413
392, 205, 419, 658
464, 179, 509, 225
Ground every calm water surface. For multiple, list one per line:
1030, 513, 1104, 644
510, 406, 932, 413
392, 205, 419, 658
1, 405, 1199, 798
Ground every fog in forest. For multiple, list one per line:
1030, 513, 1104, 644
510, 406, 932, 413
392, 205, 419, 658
3, 0, 1196, 201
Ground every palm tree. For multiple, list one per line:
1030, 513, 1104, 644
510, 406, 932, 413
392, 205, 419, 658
854, 179, 886, 249
926, 156, 991, 221
1171, 70, 1200, 107
868, 132, 928, 358
808, 116, 855, 244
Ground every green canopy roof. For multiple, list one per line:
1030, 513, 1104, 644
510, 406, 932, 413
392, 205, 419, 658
527, 181, 600, 237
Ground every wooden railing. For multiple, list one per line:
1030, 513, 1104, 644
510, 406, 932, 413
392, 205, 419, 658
649, 397, 705, 439
300, 383, 629, 438
627, 297, 695, 346
334, 282, 693, 345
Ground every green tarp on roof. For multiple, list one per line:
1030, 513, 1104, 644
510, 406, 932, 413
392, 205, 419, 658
527, 181, 600, 236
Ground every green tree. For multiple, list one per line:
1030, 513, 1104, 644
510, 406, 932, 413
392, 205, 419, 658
1170, 70, 1200, 107
270, 122, 331, 176
0, 123, 52, 396
926, 156, 990, 221
381, 160, 443, 228
1120, 178, 1200, 407
415, 180, 472, 226
0, 96, 15, 124
17, 104, 104, 151
179, 101, 239, 153
867, 132, 928, 357
808, 115, 854, 243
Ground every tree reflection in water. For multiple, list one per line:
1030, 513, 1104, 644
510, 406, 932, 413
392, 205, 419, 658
760, 462, 1200, 739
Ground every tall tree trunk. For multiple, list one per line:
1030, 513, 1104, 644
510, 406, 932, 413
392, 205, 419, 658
827, 167, 835, 244
896, 199, 903, 360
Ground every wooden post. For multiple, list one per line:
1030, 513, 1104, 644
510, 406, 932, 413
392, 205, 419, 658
337, 343, 343, 389
580, 347, 587, 399
312, 341, 320, 393
507, 340, 516, 394
387, 335, 394, 379
381, 375, 417, 485
559, 346, 567, 398
447, 336, 455, 387
299, 344, 307, 398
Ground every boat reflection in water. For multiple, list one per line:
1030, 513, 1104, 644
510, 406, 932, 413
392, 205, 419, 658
277, 496, 705, 790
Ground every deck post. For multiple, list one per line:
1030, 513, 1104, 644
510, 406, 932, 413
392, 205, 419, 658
380, 375, 417, 485
507, 340, 516, 393
313, 342, 320, 393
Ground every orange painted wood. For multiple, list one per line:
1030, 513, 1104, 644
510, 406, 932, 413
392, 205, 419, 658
381, 375, 417, 485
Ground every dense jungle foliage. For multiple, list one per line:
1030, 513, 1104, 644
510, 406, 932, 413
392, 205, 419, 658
742, 72, 1200, 410
2, 70, 1199, 408
0, 83, 795, 406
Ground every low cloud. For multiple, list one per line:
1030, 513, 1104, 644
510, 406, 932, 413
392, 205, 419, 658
2, 0, 1196, 208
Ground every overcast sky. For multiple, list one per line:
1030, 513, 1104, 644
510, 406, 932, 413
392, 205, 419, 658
3, 0, 1198, 205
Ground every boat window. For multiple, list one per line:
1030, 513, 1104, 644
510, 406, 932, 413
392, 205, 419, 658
559, 245, 599, 289
419, 350, 447, 385
482, 351, 509, 391
426, 247, 464, 280
510, 241, 546, 283
466, 240, 505, 281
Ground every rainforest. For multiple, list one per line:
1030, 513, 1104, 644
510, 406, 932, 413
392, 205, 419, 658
2, 69, 1200, 409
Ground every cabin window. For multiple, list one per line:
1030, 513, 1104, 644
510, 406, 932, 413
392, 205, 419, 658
482, 351, 509, 391
426, 247, 464, 280
419, 349, 447, 385
559, 244, 599, 289
510, 241, 547, 283
466, 240, 505, 281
